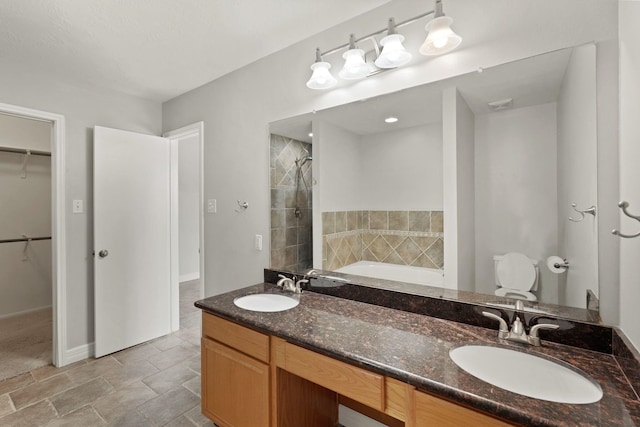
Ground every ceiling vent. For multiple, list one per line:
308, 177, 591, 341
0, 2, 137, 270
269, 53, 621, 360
487, 98, 513, 111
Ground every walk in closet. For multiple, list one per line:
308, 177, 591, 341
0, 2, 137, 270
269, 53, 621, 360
0, 113, 53, 380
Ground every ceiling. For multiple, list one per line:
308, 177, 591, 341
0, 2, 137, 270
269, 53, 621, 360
0, 0, 390, 102
270, 47, 571, 143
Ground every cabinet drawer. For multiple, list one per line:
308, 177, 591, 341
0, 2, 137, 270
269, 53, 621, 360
281, 341, 384, 411
202, 312, 269, 363
414, 390, 514, 426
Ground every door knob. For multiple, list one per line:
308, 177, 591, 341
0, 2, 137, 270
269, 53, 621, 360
98, 249, 109, 258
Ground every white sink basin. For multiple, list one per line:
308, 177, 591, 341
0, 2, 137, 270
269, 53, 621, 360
449, 345, 602, 404
234, 293, 299, 312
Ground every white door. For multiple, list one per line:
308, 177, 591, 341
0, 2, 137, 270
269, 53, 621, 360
94, 126, 171, 357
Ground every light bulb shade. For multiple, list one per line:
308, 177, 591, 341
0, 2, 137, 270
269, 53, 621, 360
339, 48, 371, 80
419, 16, 462, 56
306, 61, 337, 90
374, 34, 412, 69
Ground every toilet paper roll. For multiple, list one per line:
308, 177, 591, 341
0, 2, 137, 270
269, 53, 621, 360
547, 256, 568, 274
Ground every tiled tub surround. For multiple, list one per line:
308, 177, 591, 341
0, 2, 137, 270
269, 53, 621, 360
196, 283, 640, 426
270, 134, 312, 271
322, 210, 444, 271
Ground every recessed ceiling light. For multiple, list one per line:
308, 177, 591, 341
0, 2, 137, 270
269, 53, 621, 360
308, 132, 313, 137
385, 117, 399, 123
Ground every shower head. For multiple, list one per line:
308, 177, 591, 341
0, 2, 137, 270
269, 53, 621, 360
296, 153, 312, 168
300, 155, 312, 166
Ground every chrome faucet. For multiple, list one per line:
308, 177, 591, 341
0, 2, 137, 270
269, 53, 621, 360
482, 311, 559, 346
295, 278, 308, 293
276, 274, 305, 294
528, 322, 561, 346
277, 274, 296, 292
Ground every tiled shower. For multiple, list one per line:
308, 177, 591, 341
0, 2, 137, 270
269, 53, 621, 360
270, 134, 313, 271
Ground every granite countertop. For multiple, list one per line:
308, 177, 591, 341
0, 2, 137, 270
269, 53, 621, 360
195, 283, 640, 427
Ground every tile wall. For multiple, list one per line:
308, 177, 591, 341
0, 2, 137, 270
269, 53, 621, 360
322, 210, 444, 271
270, 134, 312, 271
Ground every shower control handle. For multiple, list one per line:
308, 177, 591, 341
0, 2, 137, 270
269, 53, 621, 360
98, 249, 109, 258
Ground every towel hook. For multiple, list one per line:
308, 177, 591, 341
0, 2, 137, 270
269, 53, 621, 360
568, 203, 596, 222
613, 201, 640, 238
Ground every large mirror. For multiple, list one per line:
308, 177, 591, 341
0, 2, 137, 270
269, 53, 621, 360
269, 44, 599, 322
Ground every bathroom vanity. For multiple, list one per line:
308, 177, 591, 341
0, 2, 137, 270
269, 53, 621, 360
195, 281, 640, 427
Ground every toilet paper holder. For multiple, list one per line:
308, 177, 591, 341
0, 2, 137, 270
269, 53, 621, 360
552, 258, 569, 269
547, 256, 569, 273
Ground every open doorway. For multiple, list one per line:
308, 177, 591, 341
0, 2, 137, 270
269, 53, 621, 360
165, 122, 204, 333
0, 103, 64, 370
0, 106, 66, 378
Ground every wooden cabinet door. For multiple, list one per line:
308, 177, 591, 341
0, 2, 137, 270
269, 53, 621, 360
202, 338, 270, 427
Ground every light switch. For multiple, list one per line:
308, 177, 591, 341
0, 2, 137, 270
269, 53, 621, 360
73, 199, 83, 214
207, 199, 216, 213
255, 234, 263, 251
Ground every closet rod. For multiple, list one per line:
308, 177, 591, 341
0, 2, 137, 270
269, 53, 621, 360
0, 146, 51, 157
0, 236, 51, 244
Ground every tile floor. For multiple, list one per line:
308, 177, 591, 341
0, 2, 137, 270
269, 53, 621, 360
0, 280, 213, 426
0, 307, 52, 381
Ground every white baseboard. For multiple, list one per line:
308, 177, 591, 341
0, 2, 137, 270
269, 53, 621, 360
180, 272, 200, 283
62, 342, 95, 366
0, 305, 52, 320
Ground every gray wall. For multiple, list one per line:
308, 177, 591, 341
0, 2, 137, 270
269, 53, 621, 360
474, 103, 558, 299
619, 1, 640, 348
557, 44, 599, 308
360, 124, 442, 211
316, 121, 443, 212
442, 88, 475, 292
178, 134, 201, 281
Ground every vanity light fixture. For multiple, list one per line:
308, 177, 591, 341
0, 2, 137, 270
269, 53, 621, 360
306, 48, 337, 90
375, 18, 412, 69
384, 116, 399, 123
306, 0, 462, 90
419, 0, 462, 55
339, 34, 372, 80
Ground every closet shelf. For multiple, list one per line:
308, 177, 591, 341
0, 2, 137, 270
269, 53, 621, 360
0, 236, 51, 244
0, 145, 51, 157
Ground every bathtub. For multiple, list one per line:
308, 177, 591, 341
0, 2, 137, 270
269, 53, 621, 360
335, 261, 444, 287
